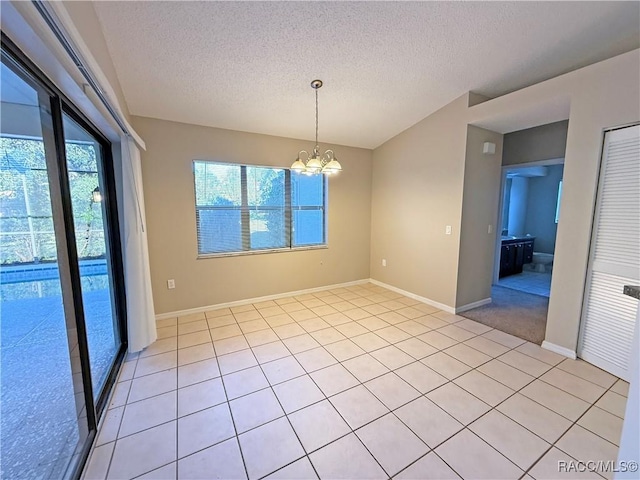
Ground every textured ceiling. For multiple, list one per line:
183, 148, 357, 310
94, 1, 639, 149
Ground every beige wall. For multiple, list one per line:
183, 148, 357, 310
469, 49, 640, 352
61, 1, 131, 123
503, 120, 568, 165
370, 49, 639, 338
133, 116, 372, 314
548, 54, 639, 352
370, 94, 469, 308
456, 126, 503, 308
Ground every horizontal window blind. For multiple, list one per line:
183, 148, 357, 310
195, 162, 242, 253
194, 161, 326, 255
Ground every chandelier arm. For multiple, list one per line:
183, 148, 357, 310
320, 150, 333, 165
298, 150, 309, 161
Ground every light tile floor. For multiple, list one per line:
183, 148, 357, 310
83, 283, 628, 480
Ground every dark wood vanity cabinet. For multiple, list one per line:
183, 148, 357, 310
499, 237, 535, 278
523, 241, 534, 264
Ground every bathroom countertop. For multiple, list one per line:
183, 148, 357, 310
501, 235, 536, 244
623, 285, 640, 300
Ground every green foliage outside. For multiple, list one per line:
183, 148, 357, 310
0, 136, 106, 265
194, 162, 286, 251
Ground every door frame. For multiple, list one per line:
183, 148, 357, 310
59, 101, 129, 414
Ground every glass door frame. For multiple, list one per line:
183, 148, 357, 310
59, 100, 128, 414
1, 32, 128, 479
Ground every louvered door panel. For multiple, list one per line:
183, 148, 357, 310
579, 125, 640, 381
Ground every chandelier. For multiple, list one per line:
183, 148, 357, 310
291, 80, 342, 175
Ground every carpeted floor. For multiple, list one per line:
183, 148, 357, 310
459, 285, 549, 344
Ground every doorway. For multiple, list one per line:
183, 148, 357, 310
459, 159, 564, 345
495, 161, 564, 298
0, 37, 126, 478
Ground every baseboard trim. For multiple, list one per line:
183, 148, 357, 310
368, 279, 455, 313
155, 278, 371, 320
541, 340, 577, 359
455, 297, 492, 313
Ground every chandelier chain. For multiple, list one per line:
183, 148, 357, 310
290, 79, 342, 175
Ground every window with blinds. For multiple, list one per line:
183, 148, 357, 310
194, 161, 326, 255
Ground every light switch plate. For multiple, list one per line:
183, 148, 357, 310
445, 225, 452, 235
167, 279, 175, 289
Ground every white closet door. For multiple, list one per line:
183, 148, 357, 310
579, 124, 640, 381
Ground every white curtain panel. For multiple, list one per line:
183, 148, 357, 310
121, 137, 157, 352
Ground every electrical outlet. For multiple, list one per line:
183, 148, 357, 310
488, 224, 493, 234
445, 225, 452, 235
167, 279, 175, 289
382, 259, 387, 267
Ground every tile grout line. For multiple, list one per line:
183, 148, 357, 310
384, 330, 619, 478
303, 294, 531, 478
236, 300, 505, 478
114, 319, 607, 433
103, 284, 625, 480
238, 293, 415, 479
388, 332, 540, 479
230, 308, 321, 480
206, 324, 252, 480
435, 350, 617, 479
521, 382, 619, 480
96, 354, 139, 480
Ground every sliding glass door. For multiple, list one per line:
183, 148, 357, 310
0, 50, 90, 480
0, 37, 126, 479
61, 113, 121, 400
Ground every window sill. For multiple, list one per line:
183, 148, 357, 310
197, 245, 328, 259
